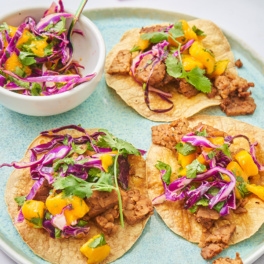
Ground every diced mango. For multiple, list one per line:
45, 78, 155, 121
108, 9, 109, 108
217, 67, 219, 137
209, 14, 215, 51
234, 150, 259, 177
246, 184, 264, 201
178, 152, 196, 168
189, 40, 215, 74
137, 36, 150, 51
208, 137, 225, 145
8, 25, 17, 37
203, 137, 225, 152
168, 20, 194, 46
29, 38, 49, 57
221, 172, 242, 200
196, 154, 207, 165
80, 234, 111, 264
226, 161, 248, 182
46, 193, 89, 225
4, 52, 32, 76
16, 29, 32, 47
21, 200, 45, 227
180, 20, 198, 42
4, 52, 23, 72
168, 20, 198, 47
182, 54, 204, 71
209, 59, 229, 78
100, 154, 114, 172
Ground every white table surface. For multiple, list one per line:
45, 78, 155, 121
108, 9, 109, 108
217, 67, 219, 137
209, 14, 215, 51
1, 0, 264, 263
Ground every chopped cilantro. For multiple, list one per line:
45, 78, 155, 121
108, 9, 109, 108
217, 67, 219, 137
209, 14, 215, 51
208, 187, 220, 196
28, 217, 43, 228
55, 227, 61, 238
14, 196, 26, 206
53, 175, 94, 198
189, 204, 198, 213
77, 219, 88, 227
165, 54, 182, 79
140, 32, 168, 43
182, 66, 212, 93
130, 45, 141, 52
207, 151, 216, 160
169, 21, 184, 39
19, 51, 36, 66
53, 17, 66, 34
195, 129, 208, 137
52, 172, 115, 199
186, 159, 207, 179
213, 201, 225, 212
97, 129, 140, 156
88, 234, 107, 248
155, 160, 172, 184
31, 83, 42, 96
165, 49, 212, 93
220, 143, 231, 158
196, 197, 209, 206
175, 142, 196, 155
192, 25, 206, 37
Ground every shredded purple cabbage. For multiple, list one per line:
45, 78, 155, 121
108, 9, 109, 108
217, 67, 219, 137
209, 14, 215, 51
153, 131, 264, 216
0, 0, 96, 96
1, 124, 145, 238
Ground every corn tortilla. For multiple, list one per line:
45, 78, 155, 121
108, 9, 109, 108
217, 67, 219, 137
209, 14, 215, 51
146, 115, 264, 244
5, 128, 151, 264
105, 19, 237, 122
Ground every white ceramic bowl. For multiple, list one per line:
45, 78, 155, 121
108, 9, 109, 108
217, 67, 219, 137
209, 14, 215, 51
0, 7, 105, 116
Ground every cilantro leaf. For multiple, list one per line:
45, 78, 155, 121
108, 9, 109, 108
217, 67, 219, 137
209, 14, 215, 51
97, 129, 140, 155
169, 21, 184, 39
6, 73, 30, 88
88, 234, 107, 248
196, 197, 209, 206
14, 196, 26, 206
31, 83, 42, 96
28, 217, 43, 228
236, 181, 249, 198
53, 175, 93, 198
213, 201, 225, 212
19, 51, 36, 66
182, 67, 212, 93
208, 187, 220, 196
195, 129, 208, 137
192, 25, 206, 37
165, 54, 182, 78
175, 142, 196, 155
53, 172, 115, 199
95, 172, 115, 192
71, 142, 89, 155
53, 157, 75, 172
0, 22, 9, 32
130, 45, 141, 52
219, 143, 231, 158
14, 67, 26, 78
155, 160, 171, 184
186, 159, 206, 179
140, 32, 168, 43
88, 167, 101, 179
53, 17, 66, 34
207, 151, 216, 160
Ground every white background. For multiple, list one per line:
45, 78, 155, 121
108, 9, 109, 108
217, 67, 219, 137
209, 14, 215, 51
0, 0, 264, 263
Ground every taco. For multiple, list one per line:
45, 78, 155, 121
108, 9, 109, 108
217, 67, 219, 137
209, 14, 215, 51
105, 19, 256, 122
146, 115, 264, 260
2, 125, 153, 264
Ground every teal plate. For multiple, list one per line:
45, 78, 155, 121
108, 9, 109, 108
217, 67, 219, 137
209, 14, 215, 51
0, 7, 264, 264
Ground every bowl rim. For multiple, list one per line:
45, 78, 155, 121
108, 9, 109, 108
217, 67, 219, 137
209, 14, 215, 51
0, 6, 106, 101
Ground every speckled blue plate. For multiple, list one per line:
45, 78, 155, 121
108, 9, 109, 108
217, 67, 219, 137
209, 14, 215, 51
0, 7, 264, 264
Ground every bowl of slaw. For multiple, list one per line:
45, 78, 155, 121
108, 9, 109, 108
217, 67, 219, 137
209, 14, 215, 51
0, 3, 105, 116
